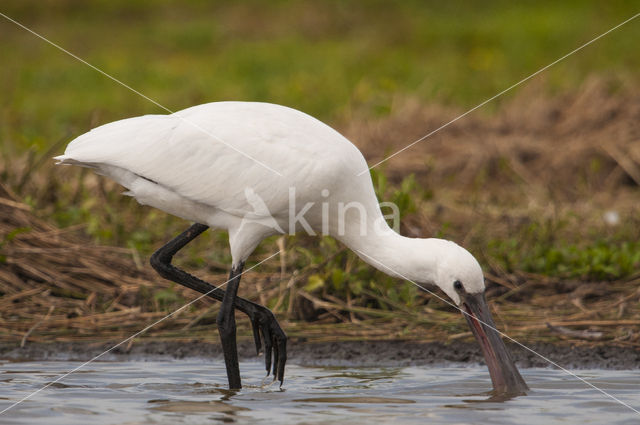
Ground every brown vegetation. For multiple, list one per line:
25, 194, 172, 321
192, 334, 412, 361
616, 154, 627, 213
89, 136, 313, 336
1, 80, 640, 349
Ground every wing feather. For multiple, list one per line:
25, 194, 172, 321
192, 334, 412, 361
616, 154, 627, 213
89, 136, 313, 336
56, 102, 366, 217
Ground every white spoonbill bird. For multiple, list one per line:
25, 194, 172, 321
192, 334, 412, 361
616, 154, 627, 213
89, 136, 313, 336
55, 101, 527, 394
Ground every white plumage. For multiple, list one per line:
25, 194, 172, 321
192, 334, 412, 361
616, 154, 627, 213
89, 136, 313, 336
55, 101, 482, 300
55, 101, 528, 394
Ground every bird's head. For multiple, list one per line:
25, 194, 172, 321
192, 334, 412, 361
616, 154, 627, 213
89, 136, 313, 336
433, 242, 485, 306
427, 241, 528, 396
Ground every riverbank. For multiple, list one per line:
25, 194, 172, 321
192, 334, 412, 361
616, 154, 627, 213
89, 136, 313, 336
2, 83, 640, 365
2, 339, 638, 369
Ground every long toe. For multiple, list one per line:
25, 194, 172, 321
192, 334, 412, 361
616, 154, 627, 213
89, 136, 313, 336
272, 335, 279, 378
263, 324, 273, 376
251, 318, 262, 356
253, 307, 286, 382
277, 331, 287, 385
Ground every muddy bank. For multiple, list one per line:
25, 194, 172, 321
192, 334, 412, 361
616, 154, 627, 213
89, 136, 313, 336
1, 339, 638, 369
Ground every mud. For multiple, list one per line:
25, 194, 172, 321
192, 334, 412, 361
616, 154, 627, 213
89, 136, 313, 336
1, 339, 638, 369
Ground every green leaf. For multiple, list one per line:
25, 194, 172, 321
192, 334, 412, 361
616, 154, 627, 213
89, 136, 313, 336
331, 268, 345, 288
304, 274, 325, 292
349, 279, 363, 295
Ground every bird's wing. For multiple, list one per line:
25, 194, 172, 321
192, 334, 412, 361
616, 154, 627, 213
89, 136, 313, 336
56, 102, 365, 217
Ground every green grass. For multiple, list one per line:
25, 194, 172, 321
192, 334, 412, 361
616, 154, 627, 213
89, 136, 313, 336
489, 236, 640, 281
2, 0, 640, 153
2, 0, 640, 294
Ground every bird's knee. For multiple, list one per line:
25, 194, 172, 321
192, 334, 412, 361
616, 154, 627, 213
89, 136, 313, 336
150, 251, 173, 278
149, 251, 164, 272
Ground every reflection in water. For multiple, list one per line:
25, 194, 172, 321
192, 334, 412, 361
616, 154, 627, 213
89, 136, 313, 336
150, 399, 249, 414
0, 360, 638, 425
293, 396, 415, 404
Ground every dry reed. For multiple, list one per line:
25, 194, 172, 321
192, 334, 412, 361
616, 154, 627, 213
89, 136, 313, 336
1, 80, 639, 348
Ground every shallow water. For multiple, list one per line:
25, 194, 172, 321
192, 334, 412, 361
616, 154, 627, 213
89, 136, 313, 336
0, 359, 638, 424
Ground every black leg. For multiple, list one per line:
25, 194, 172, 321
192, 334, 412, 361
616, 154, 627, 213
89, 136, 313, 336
217, 262, 243, 389
149, 223, 288, 386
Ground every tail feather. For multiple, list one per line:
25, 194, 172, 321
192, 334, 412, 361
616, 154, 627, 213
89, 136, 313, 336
53, 155, 97, 169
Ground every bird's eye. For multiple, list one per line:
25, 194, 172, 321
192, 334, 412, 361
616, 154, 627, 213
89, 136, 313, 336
453, 280, 463, 291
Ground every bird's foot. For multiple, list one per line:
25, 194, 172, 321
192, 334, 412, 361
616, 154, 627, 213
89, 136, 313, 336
249, 307, 287, 385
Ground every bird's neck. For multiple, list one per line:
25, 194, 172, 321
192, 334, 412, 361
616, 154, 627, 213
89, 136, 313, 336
334, 222, 440, 285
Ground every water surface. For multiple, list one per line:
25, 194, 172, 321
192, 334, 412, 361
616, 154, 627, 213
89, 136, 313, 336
0, 360, 638, 424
